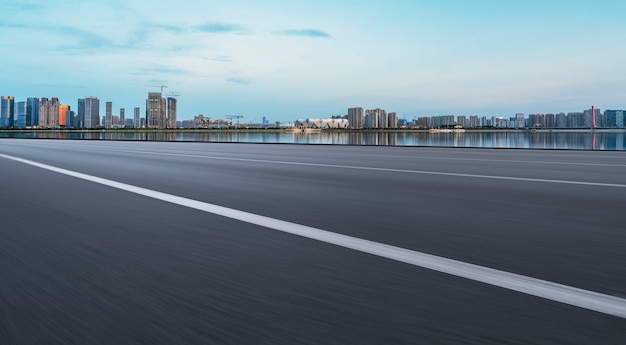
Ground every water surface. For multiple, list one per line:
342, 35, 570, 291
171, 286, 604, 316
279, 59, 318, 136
2, 130, 625, 150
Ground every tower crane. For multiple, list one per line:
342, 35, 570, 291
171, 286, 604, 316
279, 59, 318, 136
145, 84, 168, 94
226, 115, 244, 128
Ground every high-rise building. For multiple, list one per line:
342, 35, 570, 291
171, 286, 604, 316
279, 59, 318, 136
387, 112, 398, 129
134, 107, 140, 128
347, 107, 364, 128
38, 98, 49, 127
146, 92, 165, 128
605, 110, 624, 128
567, 112, 584, 128
68, 110, 76, 128
545, 114, 555, 128
365, 108, 387, 128
364, 109, 378, 128
77, 99, 85, 128
50, 98, 60, 127
16, 101, 27, 128
469, 115, 479, 128
38, 97, 59, 127
583, 108, 601, 128
0, 96, 15, 128
86, 96, 100, 128
457, 116, 466, 128
119, 108, 125, 128
27, 98, 40, 127
378, 109, 388, 129
415, 117, 428, 128
167, 97, 177, 128
528, 114, 545, 128
105, 102, 113, 129
59, 105, 69, 127
556, 113, 567, 128
79, 96, 100, 128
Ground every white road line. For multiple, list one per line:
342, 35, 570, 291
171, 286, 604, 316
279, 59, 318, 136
315, 153, 626, 168
2, 151, 626, 319
56, 146, 626, 188
122, 148, 626, 168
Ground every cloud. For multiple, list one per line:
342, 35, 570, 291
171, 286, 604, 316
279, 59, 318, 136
127, 64, 189, 79
206, 56, 233, 62
274, 29, 331, 38
6, 2, 43, 12
193, 22, 247, 34
32, 25, 116, 54
227, 77, 252, 85
0, 22, 25, 28
153, 24, 185, 34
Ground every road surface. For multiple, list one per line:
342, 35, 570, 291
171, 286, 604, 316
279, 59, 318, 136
1, 139, 625, 344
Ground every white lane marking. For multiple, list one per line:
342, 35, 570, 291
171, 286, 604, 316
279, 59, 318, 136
112, 147, 626, 168
311, 153, 626, 168
48, 146, 626, 188
74, 142, 626, 168
2, 152, 626, 319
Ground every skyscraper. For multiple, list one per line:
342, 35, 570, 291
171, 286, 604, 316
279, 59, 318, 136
59, 105, 69, 127
134, 107, 140, 128
68, 110, 76, 128
119, 108, 125, 128
0, 96, 15, 128
50, 97, 60, 127
79, 96, 100, 128
77, 98, 85, 128
27, 98, 40, 127
146, 92, 165, 128
38, 97, 60, 128
16, 101, 27, 128
105, 102, 113, 129
38, 98, 49, 127
167, 97, 177, 128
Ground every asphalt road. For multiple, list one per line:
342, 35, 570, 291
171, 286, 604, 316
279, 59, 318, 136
1, 139, 625, 344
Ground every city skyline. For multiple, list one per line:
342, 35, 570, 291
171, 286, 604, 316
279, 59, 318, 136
1, 87, 625, 129
2, 1, 626, 122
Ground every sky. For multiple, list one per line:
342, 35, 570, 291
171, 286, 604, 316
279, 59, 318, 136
1, 0, 625, 122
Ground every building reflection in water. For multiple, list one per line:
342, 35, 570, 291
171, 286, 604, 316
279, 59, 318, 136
1, 130, 626, 150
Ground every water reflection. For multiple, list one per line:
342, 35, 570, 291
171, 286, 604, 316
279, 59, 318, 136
1, 130, 626, 150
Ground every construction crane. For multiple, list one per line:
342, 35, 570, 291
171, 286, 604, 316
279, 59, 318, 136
145, 84, 168, 94
167, 91, 181, 98
226, 115, 244, 128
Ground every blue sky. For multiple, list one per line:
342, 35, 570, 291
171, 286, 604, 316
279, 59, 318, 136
1, 0, 625, 122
